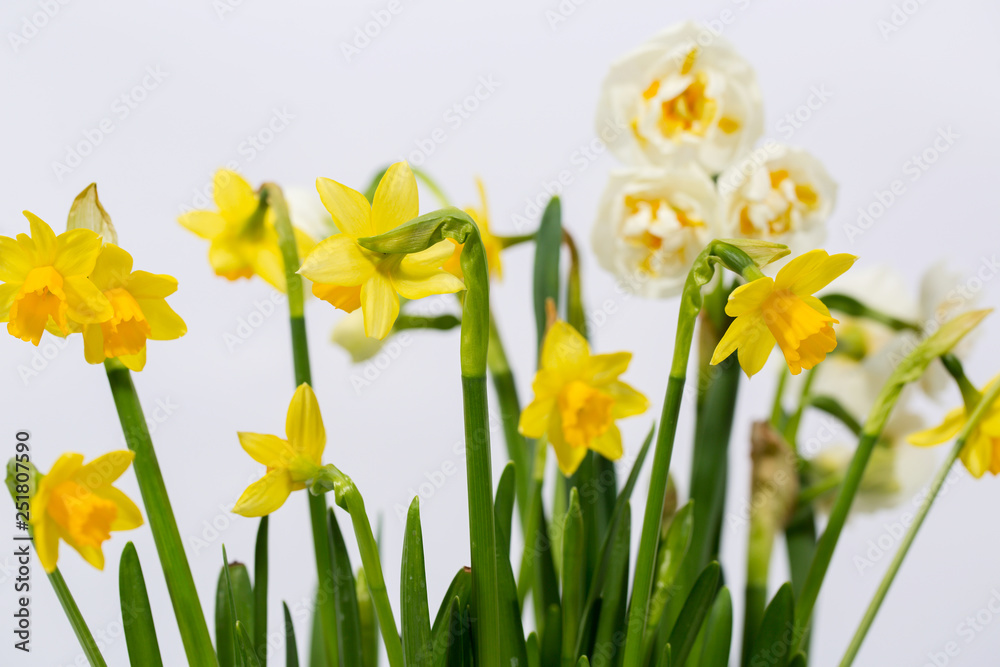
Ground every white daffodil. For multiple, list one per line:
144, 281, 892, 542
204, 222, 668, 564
717, 146, 836, 254
596, 21, 763, 173
286, 185, 337, 242
591, 165, 720, 298
331, 309, 385, 363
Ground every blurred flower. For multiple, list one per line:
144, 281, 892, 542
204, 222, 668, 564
596, 21, 763, 173
909, 377, 1000, 479
285, 185, 336, 241
711, 249, 857, 377
178, 170, 315, 291
233, 383, 327, 516
30, 451, 142, 573
0, 213, 112, 345
81, 244, 186, 372
299, 161, 464, 340
915, 262, 981, 399
519, 321, 649, 476
718, 146, 836, 252
591, 165, 719, 298
331, 309, 385, 363
443, 178, 502, 281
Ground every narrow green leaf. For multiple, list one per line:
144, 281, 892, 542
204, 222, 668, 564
540, 604, 563, 667
526, 633, 540, 667
750, 583, 794, 667
494, 471, 529, 666
788, 652, 807, 667
697, 587, 732, 667
645, 500, 695, 653
524, 484, 561, 637
120, 542, 163, 667
590, 503, 631, 667
308, 589, 326, 667
430, 597, 468, 667
328, 509, 364, 665
533, 196, 562, 352
561, 489, 585, 667
577, 657, 591, 667
283, 602, 300, 667
658, 643, 671, 667
237, 621, 262, 667
431, 568, 472, 644
665, 562, 721, 667
216, 550, 238, 667
402, 498, 432, 666
357, 568, 379, 667
254, 517, 269, 667
495, 462, 517, 560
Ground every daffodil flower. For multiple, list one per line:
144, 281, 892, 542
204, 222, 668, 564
298, 161, 465, 339
178, 170, 315, 291
81, 244, 187, 371
0, 213, 112, 345
30, 450, 143, 573
443, 178, 503, 281
519, 321, 649, 476
711, 249, 857, 377
908, 377, 1000, 478
233, 383, 328, 517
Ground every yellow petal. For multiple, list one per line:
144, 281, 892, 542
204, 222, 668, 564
390, 266, 465, 300
126, 271, 178, 299
775, 250, 858, 296
285, 383, 326, 463
139, 299, 187, 340
0, 235, 32, 282
53, 228, 103, 277
960, 431, 993, 479
371, 162, 418, 234
214, 170, 258, 223
541, 321, 590, 371
63, 276, 113, 324
518, 397, 555, 438
33, 517, 60, 573
23, 211, 57, 265
298, 235, 377, 286
89, 244, 133, 290
590, 424, 624, 461
233, 470, 294, 517
91, 486, 144, 531
83, 324, 105, 364
70, 541, 106, 570
401, 240, 456, 269
736, 319, 776, 378
316, 178, 373, 238
586, 352, 632, 385
119, 347, 147, 372
208, 238, 252, 279
75, 450, 135, 486
549, 424, 589, 477
0, 283, 18, 321
360, 273, 399, 340
45, 453, 85, 486
725, 277, 775, 318
607, 381, 649, 418
238, 432, 294, 468
178, 210, 227, 239
313, 283, 362, 312
908, 407, 964, 447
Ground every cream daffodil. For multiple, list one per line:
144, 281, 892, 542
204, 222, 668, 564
30, 451, 142, 573
711, 249, 857, 377
178, 170, 315, 291
298, 162, 465, 340
909, 377, 1000, 478
0, 213, 112, 345
443, 178, 503, 281
519, 321, 649, 476
81, 244, 186, 371
233, 383, 328, 517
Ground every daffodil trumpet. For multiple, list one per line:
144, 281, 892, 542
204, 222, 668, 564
358, 207, 503, 667
840, 359, 1000, 667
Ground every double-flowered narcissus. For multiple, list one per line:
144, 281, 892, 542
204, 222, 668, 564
233, 383, 328, 517
82, 244, 186, 371
298, 161, 465, 339
519, 321, 649, 476
908, 377, 1000, 478
178, 169, 315, 291
711, 249, 857, 377
0, 213, 113, 345
30, 451, 143, 573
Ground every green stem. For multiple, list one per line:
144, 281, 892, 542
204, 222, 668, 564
770, 371, 788, 427
784, 367, 817, 445
49, 567, 108, 667
104, 362, 217, 666
839, 376, 1000, 666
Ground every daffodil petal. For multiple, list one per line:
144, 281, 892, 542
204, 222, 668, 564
286, 383, 325, 463
725, 277, 775, 317
316, 178, 373, 238
209, 239, 251, 279
549, 423, 589, 477
83, 324, 105, 364
402, 241, 456, 269
776, 250, 858, 296
608, 381, 649, 418
0, 283, 18, 321
91, 486, 144, 531
64, 277, 113, 324
586, 352, 632, 385
126, 271, 178, 299
908, 407, 964, 447
233, 470, 293, 517
313, 283, 362, 312
178, 210, 227, 239
239, 432, 294, 468
518, 397, 555, 438
251, 242, 286, 291
23, 212, 57, 265
360, 273, 399, 340
541, 321, 590, 371
0, 236, 32, 282
590, 424, 624, 461
391, 267, 465, 300
140, 299, 187, 340
75, 450, 134, 486
371, 162, 418, 234
119, 348, 146, 372
53, 228, 103, 277
214, 170, 258, 223
298, 235, 377, 285
960, 431, 992, 479
33, 517, 59, 573
89, 244, 133, 290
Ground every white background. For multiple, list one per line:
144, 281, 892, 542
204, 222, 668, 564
3, 1, 1000, 665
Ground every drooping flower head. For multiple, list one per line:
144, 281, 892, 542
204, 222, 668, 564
178, 170, 315, 291
30, 451, 143, 573
0, 213, 112, 345
519, 321, 649, 476
443, 178, 503, 281
233, 383, 328, 517
711, 249, 857, 377
596, 21, 764, 173
298, 162, 465, 340
908, 377, 1000, 478
81, 244, 187, 371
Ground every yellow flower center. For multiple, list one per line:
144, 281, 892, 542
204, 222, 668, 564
740, 170, 821, 237
558, 381, 614, 449
8, 266, 69, 344
100, 288, 151, 358
760, 289, 838, 374
47, 480, 118, 549
622, 196, 705, 274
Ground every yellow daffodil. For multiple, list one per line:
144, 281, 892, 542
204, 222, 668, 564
30, 451, 142, 573
178, 170, 315, 291
0, 213, 112, 345
81, 244, 187, 371
298, 162, 465, 340
519, 321, 649, 476
908, 378, 1000, 478
233, 383, 327, 517
711, 249, 857, 377
443, 178, 503, 281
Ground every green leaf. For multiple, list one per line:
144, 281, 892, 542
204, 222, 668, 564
658, 643, 671, 667
526, 633, 540, 667
328, 509, 364, 665
119, 542, 163, 667
561, 489, 585, 667
577, 657, 591, 667
788, 653, 807, 667
308, 588, 326, 667
237, 621, 262, 667
590, 502, 630, 667
697, 587, 732, 667
283, 602, 300, 667
402, 498, 432, 666
431, 568, 472, 645
540, 604, 563, 667
664, 562, 720, 667
494, 470, 529, 666
218, 551, 254, 667
750, 583, 794, 667
357, 568, 380, 667
645, 500, 695, 653
495, 462, 517, 560
254, 517, 269, 667
533, 196, 562, 353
